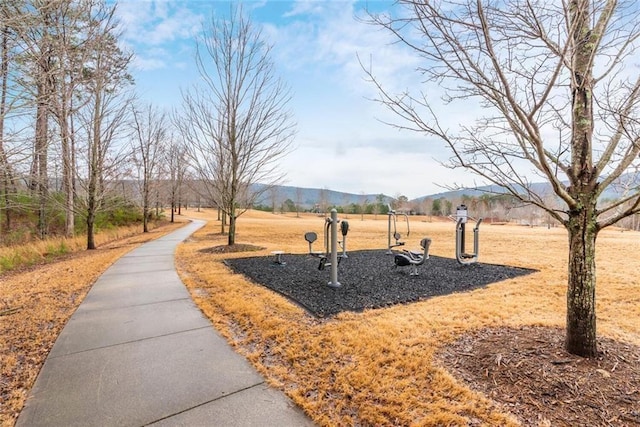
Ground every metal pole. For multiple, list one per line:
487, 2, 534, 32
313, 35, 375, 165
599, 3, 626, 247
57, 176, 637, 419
387, 210, 393, 254
473, 218, 483, 258
328, 209, 341, 288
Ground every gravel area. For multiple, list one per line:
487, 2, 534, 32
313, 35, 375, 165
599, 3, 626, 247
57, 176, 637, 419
225, 250, 536, 318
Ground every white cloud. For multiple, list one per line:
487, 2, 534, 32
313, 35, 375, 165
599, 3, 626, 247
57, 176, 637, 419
282, 139, 480, 199
117, 1, 203, 46
115, 0, 203, 76
118, 1, 491, 196
283, 0, 330, 18
132, 55, 166, 71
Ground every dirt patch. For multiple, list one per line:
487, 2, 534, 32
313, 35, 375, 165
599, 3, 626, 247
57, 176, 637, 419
437, 326, 640, 426
200, 243, 266, 254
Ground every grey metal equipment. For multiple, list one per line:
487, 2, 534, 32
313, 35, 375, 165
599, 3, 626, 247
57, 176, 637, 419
340, 220, 349, 258
455, 204, 483, 265
304, 209, 347, 287
387, 205, 410, 254
328, 209, 341, 288
394, 237, 432, 275
304, 224, 330, 270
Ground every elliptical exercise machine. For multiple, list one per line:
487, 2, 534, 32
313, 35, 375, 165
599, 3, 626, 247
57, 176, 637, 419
386, 205, 410, 254
455, 204, 482, 265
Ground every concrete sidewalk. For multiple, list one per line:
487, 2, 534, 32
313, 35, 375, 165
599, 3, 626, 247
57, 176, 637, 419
17, 220, 314, 427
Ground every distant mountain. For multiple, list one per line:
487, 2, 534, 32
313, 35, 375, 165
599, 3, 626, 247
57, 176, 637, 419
410, 182, 552, 204
252, 173, 638, 209
410, 176, 634, 204
251, 184, 393, 209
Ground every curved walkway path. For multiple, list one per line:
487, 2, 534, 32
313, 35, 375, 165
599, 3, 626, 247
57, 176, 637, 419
17, 220, 314, 427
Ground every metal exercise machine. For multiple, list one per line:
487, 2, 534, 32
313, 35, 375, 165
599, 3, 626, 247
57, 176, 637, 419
393, 237, 432, 276
455, 204, 482, 265
304, 209, 348, 288
387, 205, 410, 254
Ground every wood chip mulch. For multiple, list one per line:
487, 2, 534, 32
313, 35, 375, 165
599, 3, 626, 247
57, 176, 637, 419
437, 326, 640, 426
199, 243, 265, 254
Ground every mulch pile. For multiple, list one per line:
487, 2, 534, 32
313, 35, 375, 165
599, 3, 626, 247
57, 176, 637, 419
225, 250, 535, 317
437, 326, 640, 426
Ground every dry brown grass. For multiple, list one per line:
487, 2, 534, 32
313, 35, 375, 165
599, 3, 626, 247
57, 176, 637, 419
176, 210, 640, 426
2, 209, 637, 426
0, 224, 164, 274
0, 220, 185, 427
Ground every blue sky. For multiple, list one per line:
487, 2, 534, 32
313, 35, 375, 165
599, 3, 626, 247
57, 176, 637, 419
114, 1, 480, 199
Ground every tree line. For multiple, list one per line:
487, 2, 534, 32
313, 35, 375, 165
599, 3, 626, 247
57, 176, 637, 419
1, 0, 170, 248
1, 2, 293, 248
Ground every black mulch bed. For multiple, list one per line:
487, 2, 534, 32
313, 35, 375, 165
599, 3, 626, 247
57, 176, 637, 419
224, 250, 537, 318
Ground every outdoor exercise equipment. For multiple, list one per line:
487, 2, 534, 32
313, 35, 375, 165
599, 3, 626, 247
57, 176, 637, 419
270, 250, 286, 266
387, 205, 410, 254
455, 204, 483, 265
340, 220, 349, 259
304, 209, 348, 288
393, 237, 432, 276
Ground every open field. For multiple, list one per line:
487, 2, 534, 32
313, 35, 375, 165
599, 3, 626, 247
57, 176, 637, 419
176, 210, 640, 426
1, 210, 637, 426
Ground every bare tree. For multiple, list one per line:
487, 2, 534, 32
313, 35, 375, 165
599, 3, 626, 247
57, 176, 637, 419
268, 185, 279, 214
176, 5, 295, 245
0, 2, 22, 233
74, 1, 133, 249
360, 192, 369, 221
131, 104, 167, 233
165, 136, 187, 223
295, 186, 303, 217
366, 0, 640, 357
47, 0, 99, 238
318, 187, 329, 215
24, 1, 56, 238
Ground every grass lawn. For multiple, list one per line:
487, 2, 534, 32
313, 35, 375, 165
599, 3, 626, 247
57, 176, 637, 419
176, 209, 640, 426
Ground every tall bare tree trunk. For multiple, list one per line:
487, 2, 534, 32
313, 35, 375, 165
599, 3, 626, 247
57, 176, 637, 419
86, 190, 96, 249
0, 26, 13, 232
566, 203, 598, 357
86, 84, 102, 250
228, 205, 236, 245
34, 11, 54, 239
61, 113, 75, 237
35, 87, 49, 238
565, 0, 599, 357
142, 179, 149, 233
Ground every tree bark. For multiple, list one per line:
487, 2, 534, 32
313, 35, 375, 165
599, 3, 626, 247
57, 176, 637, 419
228, 206, 236, 245
35, 91, 49, 239
565, 204, 598, 357
86, 70, 102, 250
61, 115, 75, 237
0, 26, 13, 232
565, 0, 599, 357
86, 197, 96, 250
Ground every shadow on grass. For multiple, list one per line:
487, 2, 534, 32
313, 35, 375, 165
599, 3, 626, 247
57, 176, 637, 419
225, 250, 537, 318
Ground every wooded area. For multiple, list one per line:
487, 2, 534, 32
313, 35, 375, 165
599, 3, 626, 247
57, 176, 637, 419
0, 0, 188, 249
